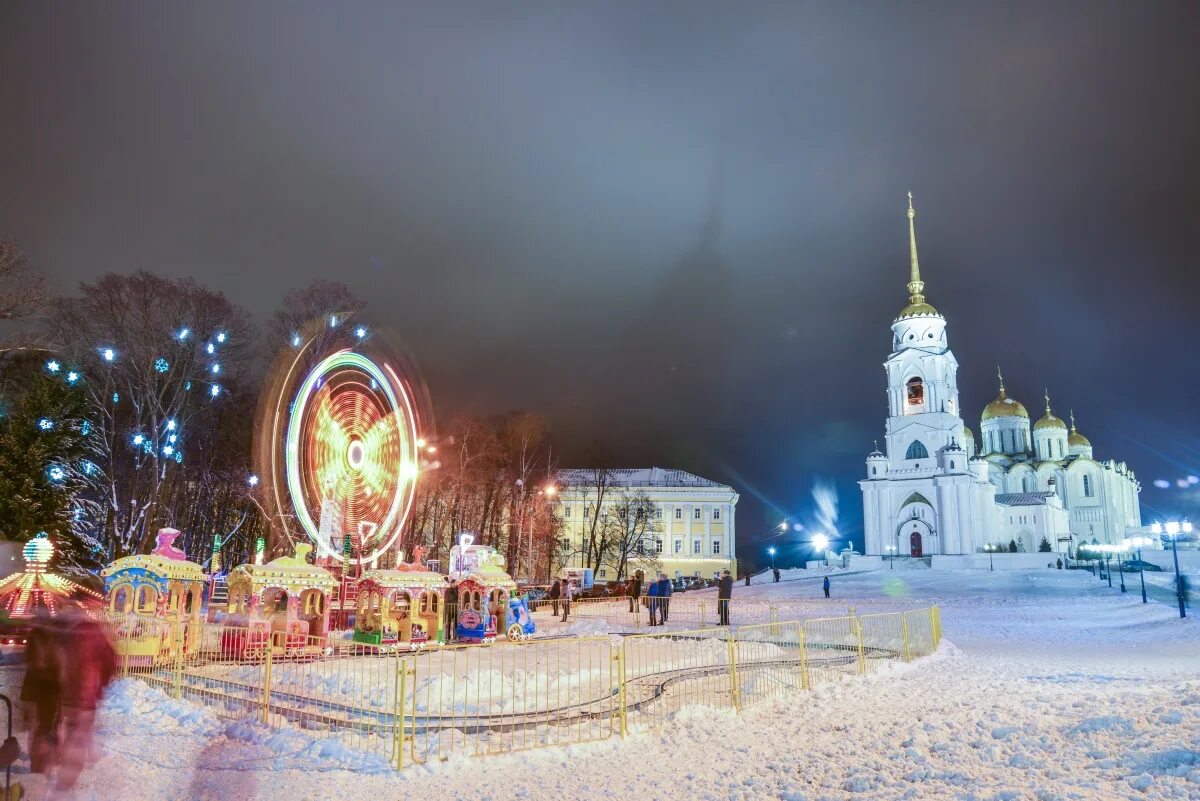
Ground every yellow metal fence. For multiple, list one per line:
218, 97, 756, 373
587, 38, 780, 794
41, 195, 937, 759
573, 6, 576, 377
108, 605, 942, 769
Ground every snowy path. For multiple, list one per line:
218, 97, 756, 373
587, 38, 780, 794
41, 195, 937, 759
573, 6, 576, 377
13, 568, 1200, 800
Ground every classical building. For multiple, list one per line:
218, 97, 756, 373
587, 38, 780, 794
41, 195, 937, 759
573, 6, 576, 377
860, 195, 1141, 557
555, 468, 738, 581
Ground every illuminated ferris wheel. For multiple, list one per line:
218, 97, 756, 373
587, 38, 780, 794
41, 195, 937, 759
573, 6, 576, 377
255, 322, 429, 565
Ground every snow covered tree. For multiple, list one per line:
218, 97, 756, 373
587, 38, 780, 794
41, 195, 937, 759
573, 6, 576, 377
604, 491, 662, 581
1008, 539, 1019, 553
0, 241, 47, 321
43, 272, 256, 559
1038, 537, 1052, 552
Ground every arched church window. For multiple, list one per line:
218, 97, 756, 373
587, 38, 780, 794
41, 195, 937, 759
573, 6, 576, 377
905, 377, 924, 407
905, 440, 928, 460
1083, 474, 1093, 497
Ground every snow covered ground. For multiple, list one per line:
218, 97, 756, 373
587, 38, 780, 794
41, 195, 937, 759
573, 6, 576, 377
9, 566, 1200, 800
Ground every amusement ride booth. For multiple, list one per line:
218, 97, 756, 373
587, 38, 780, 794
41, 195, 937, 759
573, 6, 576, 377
102, 528, 208, 664
448, 534, 533, 643
0, 534, 103, 644
353, 546, 450, 649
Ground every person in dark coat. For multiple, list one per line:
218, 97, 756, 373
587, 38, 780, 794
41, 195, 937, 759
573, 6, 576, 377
627, 571, 643, 613
1056, 558, 1063, 570
657, 574, 672, 622
717, 570, 733, 626
21, 610, 62, 774
646, 578, 660, 625
549, 579, 561, 618
823, 575, 831, 599
773, 567, 781, 583
55, 611, 117, 791
444, 582, 459, 642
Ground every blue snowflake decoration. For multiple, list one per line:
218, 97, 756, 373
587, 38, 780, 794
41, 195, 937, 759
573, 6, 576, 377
65, 371, 80, 385
131, 433, 145, 446
37, 418, 54, 431
184, 380, 192, 391
80, 420, 92, 436
177, 327, 190, 341
216, 332, 227, 344
47, 465, 65, 483
46, 360, 61, 373
81, 460, 96, 476
173, 450, 183, 464
210, 384, 221, 397
154, 358, 169, 373
112, 392, 119, 403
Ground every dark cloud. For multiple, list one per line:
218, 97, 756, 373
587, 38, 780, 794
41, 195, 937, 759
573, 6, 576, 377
2, 2, 1198, 564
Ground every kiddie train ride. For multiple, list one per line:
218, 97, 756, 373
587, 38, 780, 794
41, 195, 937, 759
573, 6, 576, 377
352, 546, 449, 650
448, 535, 534, 643
102, 528, 208, 666
220, 543, 337, 660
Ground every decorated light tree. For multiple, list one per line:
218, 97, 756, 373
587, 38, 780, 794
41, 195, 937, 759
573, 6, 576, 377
44, 272, 256, 560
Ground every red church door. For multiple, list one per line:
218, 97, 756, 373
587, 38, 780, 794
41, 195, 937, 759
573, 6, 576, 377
910, 530, 923, 557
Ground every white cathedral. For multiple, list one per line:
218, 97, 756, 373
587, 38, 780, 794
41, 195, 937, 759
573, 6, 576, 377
860, 195, 1141, 558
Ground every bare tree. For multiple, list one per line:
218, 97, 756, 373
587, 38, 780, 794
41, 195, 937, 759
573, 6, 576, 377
268, 280, 365, 354
0, 241, 47, 320
570, 465, 615, 574
604, 490, 662, 580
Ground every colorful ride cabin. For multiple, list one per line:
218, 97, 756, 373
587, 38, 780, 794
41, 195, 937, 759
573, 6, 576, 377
222, 543, 337, 658
448, 537, 520, 643
0, 535, 103, 644
354, 549, 450, 649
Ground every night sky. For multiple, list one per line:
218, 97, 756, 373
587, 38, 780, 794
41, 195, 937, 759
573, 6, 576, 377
2, 2, 1198, 568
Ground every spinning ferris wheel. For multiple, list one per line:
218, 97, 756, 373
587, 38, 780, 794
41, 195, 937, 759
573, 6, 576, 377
254, 322, 431, 566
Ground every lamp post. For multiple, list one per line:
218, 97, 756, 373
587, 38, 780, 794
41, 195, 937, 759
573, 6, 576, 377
1116, 547, 1126, 593
1124, 536, 1152, 604
768, 546, 777, 571
984, 544, 995, 572
1153, 520, 1192, 619
1104, 548, 1112, 588
885, 544, 896, 569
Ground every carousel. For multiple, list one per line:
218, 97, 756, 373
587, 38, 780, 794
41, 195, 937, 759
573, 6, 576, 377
102, 528, 208, 664
221, 543, 337, 659
0, 535, 103, 644
353, 546, 450, 649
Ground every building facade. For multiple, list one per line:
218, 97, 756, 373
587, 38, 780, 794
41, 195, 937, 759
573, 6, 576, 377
860, 195, 1140, 557
555, 468, 738, 581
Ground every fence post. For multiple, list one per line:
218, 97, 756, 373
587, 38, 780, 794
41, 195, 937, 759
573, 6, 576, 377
393, 655, 408, 770
799, 623, 810, 690
900, 613, 912, 663
261, 640, 273, 724
928, 606, 937, 650
853, 614, 867, 675
171, 620, 183, 699
769, 606, 779, 637
615, 644, 628, 738
933, 606, 942, 647
727, 630, 741, 711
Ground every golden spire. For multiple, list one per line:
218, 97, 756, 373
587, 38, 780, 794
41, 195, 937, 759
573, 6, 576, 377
1044, 389, 1052, 415
1069, 409, 1076, 432
997, 366, 1006, 399
907, 191, 925, 305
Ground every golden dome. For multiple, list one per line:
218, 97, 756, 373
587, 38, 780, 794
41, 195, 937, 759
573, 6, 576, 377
981, 368, 1028, 421
962, 424, 975, 440
1068, 411, 1091, 447
1033, 391, 1066, 430
895, 301, 940, 320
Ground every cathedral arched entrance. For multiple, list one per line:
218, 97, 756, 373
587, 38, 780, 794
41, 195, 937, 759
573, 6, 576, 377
893, 518, 934, 557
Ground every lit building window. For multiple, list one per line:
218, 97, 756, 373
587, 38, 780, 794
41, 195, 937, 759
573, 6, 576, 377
675, 508, 682, 520
712, 540, 720, 554
713, 508, 721, 520
693, 508, 701, 520
674, 540, 682, 553
692, 540, 700, 555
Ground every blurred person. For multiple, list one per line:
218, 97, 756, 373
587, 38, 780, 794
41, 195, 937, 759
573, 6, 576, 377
773, 567, 781, 583
54, 608, 117, 791
560, 580, 572, 622
717, 570, 733, 626
823, 575, 831, 599
20, 608, 62, 775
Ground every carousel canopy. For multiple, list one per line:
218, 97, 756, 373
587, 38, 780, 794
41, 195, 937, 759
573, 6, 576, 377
101, 528, 207, 590
229, 543, 337, 591
359, 568, 450, 591
0, 535, 103, 620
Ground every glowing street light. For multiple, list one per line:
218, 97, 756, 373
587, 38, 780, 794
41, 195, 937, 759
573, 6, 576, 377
767, 546, 777, 571
885, 544, 897, 569
811, 533, 830, 553
1151, 520, 1193, 618
1123, 536, 1155, 604
983, 544, 996, 572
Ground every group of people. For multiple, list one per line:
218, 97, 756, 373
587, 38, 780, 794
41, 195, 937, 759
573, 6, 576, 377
21, 607, 118, 794
547, 577, 575, 621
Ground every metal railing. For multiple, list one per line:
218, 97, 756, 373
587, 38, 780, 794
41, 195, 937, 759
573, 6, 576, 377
108, 605, 943, 770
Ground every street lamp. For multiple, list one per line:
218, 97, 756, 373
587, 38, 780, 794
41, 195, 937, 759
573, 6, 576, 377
768, 546, 777, 571
1116, 546, 1126, 594
984, 544, 995, 572
811, 533, 830, 553
885, 544, 896, 569
1152, 520, 1192, 619
1124, 536, 1154, 604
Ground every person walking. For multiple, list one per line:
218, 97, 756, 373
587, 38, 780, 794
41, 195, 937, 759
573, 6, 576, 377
657, 573, 672, 623
549, 579, 561, 618
823, 575, 831, 599
1056, 558, 1063, 570
717, 569, 733, 626
627, 570, 643, 614
21, 610, 62, 775
646, 577, 660, 625
773, 567, 781, 583
55, 610, 117, 791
